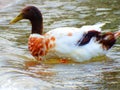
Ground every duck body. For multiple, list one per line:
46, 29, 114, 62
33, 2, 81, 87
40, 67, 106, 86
10, 6, 120, 62
28, 25, 107, 62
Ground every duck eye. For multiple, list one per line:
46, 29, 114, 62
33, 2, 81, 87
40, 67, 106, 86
27, 9, 30, 12
26, 8, 31, 12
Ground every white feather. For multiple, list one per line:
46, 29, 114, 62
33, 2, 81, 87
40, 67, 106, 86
45, 24, 106, 62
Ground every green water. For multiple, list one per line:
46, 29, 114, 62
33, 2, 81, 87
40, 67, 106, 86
0, 0, 120, 90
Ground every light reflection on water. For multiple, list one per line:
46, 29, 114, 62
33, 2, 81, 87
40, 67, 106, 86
0, 0, 120, 90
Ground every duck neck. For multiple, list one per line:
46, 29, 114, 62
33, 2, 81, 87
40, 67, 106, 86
30, 18, 43, 35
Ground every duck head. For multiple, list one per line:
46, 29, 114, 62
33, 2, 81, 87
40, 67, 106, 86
10, 6, 43, 34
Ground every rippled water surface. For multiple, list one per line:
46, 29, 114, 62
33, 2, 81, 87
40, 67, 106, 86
0, 0, 120, 90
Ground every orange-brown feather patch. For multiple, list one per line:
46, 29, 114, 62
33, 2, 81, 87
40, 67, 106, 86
28, 36, 56, 61
51, 36, 56, 41
67, 32, 72, 36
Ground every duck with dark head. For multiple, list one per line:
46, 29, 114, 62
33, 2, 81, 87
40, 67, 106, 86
10, 6, 120, 62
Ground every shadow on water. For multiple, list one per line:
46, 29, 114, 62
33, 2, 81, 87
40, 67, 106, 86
0, 0, 120, 90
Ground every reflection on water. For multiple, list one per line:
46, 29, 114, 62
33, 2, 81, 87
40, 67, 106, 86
0, 0, 120, 90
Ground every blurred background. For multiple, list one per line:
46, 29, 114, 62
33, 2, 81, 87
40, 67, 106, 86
0, 0, 120, 90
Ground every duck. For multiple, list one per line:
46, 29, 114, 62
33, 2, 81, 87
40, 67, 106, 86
10, 6, 120, 62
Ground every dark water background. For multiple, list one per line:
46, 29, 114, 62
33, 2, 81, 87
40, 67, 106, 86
0, 0, 120, 90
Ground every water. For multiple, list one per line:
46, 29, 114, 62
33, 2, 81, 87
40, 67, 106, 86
0, 0, 120, 90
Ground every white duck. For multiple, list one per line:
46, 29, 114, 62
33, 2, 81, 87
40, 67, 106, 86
10, 6, 120, 62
